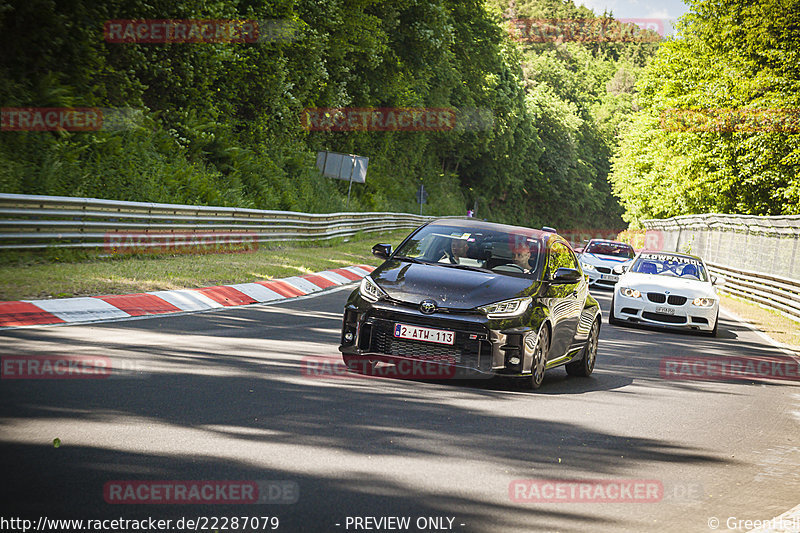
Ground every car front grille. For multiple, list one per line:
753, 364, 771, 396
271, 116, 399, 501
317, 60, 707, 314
646, 293, 688, 305
364, 317, 489, 371
642, 311, 686, 324
596, 266, 612, 274
647, 292, 666, 303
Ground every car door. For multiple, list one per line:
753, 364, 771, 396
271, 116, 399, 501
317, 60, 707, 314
544, 241, 584, 359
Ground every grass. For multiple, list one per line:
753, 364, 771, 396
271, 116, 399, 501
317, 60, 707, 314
0, 229, 412, 301
719, 292, 800, 352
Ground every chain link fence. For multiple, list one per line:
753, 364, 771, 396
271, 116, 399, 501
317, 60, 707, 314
643, 214, 800, 322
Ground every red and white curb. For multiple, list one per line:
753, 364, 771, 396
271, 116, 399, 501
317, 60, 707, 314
0, 265, 374, 329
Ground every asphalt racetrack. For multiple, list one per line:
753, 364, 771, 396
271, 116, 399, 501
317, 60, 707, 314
1, 285, 799, 532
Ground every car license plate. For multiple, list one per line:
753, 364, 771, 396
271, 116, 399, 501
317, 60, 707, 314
656, 306, 675, 315
600, 274, 618, 281
394, 323, 455, 345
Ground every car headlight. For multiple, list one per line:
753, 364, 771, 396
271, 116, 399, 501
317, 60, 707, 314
478, 297, 532, 319
581, 262, 596, 272
359, 276, 387, 302
620, 287, 641, 298
692, 297, 715, 307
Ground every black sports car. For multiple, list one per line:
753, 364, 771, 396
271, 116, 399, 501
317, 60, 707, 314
338, 219, 602, 389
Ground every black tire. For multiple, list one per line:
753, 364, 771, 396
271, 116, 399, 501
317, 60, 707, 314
521, 326, 549, 390
608, 295, 623, 326
566, 319, 598, 377
702, 310, 719, 337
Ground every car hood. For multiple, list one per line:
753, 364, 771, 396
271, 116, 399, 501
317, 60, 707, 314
372, 260, 537, 309
580, 253, 633, 266
617, 272, 716, 297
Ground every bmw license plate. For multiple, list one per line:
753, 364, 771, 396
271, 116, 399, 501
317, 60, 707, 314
656, 306, 675, 315
394, 323, 455, 345
600, 274, 619, 281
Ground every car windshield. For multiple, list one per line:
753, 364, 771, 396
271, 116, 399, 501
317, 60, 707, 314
584, 241, 634, 258
630, 252, 708, 281
394, 224, 544, 277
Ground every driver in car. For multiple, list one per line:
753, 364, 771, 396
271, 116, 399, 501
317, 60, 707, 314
450, 238, 468, 263
511, 244, 533, 273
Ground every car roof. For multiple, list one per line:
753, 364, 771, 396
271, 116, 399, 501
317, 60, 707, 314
637, 250, 705, 262
428, 218, 552, 240
586, 239, 633, 247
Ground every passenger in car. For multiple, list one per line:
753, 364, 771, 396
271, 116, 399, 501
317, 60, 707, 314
441, 237, 484, 267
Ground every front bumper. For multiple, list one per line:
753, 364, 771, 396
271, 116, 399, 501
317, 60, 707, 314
613, 291, 718, 331
339, 295, 542, 379
585, 269, 620, 288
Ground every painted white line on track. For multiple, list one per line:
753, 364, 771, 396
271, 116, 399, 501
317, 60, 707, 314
719, 308, 800, 533
720, 307, 800, 360
746, 502, 800, 533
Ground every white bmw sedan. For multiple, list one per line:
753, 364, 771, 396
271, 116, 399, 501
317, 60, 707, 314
578, 239, 635, 289
610, 251, 719, 336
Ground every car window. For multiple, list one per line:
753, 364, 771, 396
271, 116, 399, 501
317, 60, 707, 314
584, 241, 635, 258
630, 253, 708, 281
548, 242, 579, 278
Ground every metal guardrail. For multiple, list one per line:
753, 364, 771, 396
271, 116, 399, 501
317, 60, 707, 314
643, 213, 800, 323
0, 193, 441, 250
709, 263, 800, 323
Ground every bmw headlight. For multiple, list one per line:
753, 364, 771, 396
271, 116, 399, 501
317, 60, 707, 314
581, 262, 597, 272
620, 287, 641, 299
692, 297, 715, 307
478, 297, 532, 318
359, 276, 387, 302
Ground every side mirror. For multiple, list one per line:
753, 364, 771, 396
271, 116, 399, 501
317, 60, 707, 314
552, 267, 582, 283
372, 243, 392, 260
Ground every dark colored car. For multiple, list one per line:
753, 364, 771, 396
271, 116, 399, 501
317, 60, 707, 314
338, 219, 602, 389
